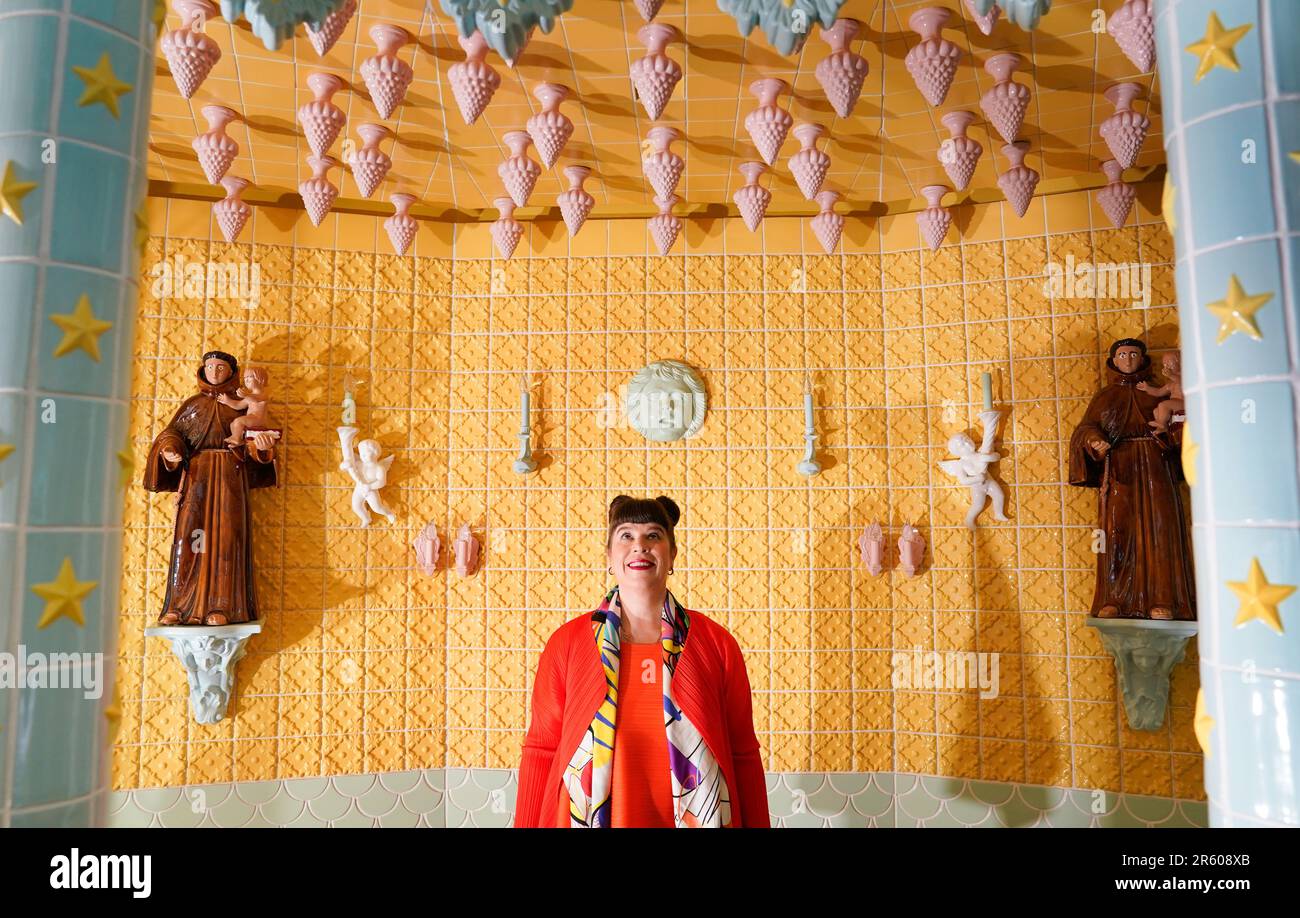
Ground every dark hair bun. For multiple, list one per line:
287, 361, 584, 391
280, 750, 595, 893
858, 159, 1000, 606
609, 495, 633, 519
654, 495, 681, 526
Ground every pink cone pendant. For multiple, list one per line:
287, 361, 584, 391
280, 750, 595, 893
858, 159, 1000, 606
192, 104, 238, 185
305, 0, 356, 57
385, 192, 417, 255
350, 123, 392, 199
299, 154, 339, 226
1107, 0, 1155, 73
297, 72, 346, 157
980, 53, 1030, 144
810, 190, 843, 254
649, 193, 682, 255
631, 24, 682, 120
938, 110, 982, 191
161, 0, 221, 100
491, 197, 524, 259
498, 131, 541, 208
1100, 82, 1149, 170
745, 78, 792, 166
904, 8, 961, 107
1096, 159, 1136, 228
214, 175, 252, 243
790, 123, 831, 200
917, 184, 952, 251
733, 161, 771, 232
361, 24, 414, 120
449, 31, 501, 126
997, 141, 1038, 217
815, 18, 868, 119
642, 126, 684, 199
527, 82, 573, 169
964, 0, 1000, 35
558, 165, 594, 237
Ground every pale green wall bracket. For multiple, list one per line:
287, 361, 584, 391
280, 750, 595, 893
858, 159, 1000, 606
1087, 618, 1198, 732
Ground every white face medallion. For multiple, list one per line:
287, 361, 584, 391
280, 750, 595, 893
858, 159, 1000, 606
626, 360, 707, 442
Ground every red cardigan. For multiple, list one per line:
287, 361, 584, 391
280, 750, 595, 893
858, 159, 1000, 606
515, 609, 770, 828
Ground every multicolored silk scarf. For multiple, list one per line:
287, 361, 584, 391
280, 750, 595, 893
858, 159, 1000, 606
561, 585, 731, 827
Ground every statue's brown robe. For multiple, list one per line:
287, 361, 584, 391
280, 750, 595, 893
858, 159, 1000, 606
1068, 367, 1196, 620
142, 368, 277, 624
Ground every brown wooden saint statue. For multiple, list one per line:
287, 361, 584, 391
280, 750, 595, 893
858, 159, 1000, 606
143, 350, 278, 625
1068, 338, 1195, 620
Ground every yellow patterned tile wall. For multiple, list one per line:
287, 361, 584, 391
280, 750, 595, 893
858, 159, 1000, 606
114, 188, 1203, 802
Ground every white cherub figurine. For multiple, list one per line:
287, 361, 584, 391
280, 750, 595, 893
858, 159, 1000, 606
340, 437, 397, 526
938, 409, 1010, 530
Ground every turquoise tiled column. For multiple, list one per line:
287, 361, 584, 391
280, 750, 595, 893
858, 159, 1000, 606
0, 1, 155, 827
1155, 0, 1300, 826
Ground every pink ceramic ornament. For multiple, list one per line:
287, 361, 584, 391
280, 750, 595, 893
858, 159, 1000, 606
1099, 82, 1149, 170
297, 72, 346, 157
413, 522, 441, 575
649, 193, 682, 255
161, 0, 220, 100
642, 126, 684, 199
858, 521, 884, 576
964, 0, 1000, 35
305, 0, 356, 57
361, 24, 414, 120
816, 18, 868, 119
453, 523, 480, 577
904, 7, 962, 107
498, 131, 541, 207
630, 23, 682, 121
527, 82, 573, 169
790, 123, 831, 200
733, 161, 771, 233
997, 141, 1039, 217
745, 78, 793, 166
349, 123, 392, 199
938, 110, 982, 191
385, 192, 417, 255
449, 31, 501, 126
298, 154, 339, 226
1096, 159, 1136, 229
810, 190, 843, 254
213, 175, 251, 243
634, 0, 665, 20
980, 53, 1030, 144
491, 197, 524, 259
898, 523, 925, 577
192, 104, 238, 185
1106, 0, 1155, 73
917, 184, 953, 251
558, 165, 594, 237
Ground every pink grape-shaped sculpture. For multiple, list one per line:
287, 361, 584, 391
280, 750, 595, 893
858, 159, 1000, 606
980, 53, 1030, 144
744, 78, 793, 166
384, 192, 417, 255
938, 110, 982, 191
904, 8, 961, 107
997, 141, 1039, 217
815, 19, 868, 119
349, 123, 392, 199
916, 184, 952, 251
649, 193, 682, 255
1099, 82, 1149, 170
498, 131, 541, 208
360, 24, 414, 120
810, 190, 843, 254
161, 0, 221, 99
733, 161, 771, 232
558, 165, 595, 237
630, 23, 682, 120
213, 175, 252, 243
297, 72, 346, 157
192, 104, 238, 185
790, 123, 831, 200
1106, 0, 1155, 73
299, 154, 340, 226
305, 0, 356, 56
1096, 159, 1136, 228
526, 82, 573, 169
491, 197, 524, 259
642, 126, 684, 199
448, 31, 501, 126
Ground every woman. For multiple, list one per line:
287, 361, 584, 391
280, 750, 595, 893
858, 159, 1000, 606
1068, 338, 1195, 620
515, 495, 769, 828
143, 350, 278, 626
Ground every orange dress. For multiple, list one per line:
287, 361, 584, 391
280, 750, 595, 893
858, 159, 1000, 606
556, 641, 675, 827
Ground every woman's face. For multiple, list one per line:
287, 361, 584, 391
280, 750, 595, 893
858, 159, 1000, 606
204, 357, 233, 385
1112, 345, 1143, 374
607, 522, 675, 589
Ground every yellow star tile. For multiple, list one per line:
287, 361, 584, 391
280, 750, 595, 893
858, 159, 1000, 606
1228, 557, 1295, 634
1185, 12, 1253, 83
1291, 151, 1300, 166
1161, 175, 1176, 235
50, 293, 113, 362
1206, 274, 1271, 343
31, 557, 97, 629
0, 160, 38, 226
0, 443, 13, 464
1193, 688, 1213, 757
71, 52, 134, 119
1181, 421, 1198, 487
116, 442, 135, 490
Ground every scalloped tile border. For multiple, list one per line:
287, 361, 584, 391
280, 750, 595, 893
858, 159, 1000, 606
107, 770, 1207, 828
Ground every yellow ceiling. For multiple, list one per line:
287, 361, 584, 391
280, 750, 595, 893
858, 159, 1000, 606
147, 0, 1163, 216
